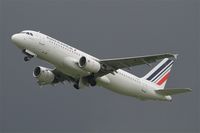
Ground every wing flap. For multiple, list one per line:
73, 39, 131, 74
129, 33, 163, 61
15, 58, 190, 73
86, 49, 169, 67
155, 88, 192, 96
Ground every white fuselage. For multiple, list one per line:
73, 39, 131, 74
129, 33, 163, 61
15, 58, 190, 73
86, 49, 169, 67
11, 30, 171, 101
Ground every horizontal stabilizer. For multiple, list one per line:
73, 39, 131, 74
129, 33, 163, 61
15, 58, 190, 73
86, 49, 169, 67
155, 88, 192, 96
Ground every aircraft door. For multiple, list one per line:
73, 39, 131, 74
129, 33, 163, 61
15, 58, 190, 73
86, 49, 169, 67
38, 35, 48, 55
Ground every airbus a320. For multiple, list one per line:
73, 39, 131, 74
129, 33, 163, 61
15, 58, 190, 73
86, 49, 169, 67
11, 30, 191, 101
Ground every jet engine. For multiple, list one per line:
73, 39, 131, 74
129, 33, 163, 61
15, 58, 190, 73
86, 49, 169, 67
78, 56, 101, 73
33, 66, 55, 85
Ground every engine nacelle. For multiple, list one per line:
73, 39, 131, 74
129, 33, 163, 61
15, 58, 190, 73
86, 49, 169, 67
78, 56, 101, 73
33, 66, 55, 85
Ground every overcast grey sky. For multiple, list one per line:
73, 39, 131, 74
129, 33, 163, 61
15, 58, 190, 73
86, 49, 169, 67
0, 0, 199, 133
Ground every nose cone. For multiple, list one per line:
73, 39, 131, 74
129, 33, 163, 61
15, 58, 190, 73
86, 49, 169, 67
11, 34, 18, 43
11, 33, 25, 49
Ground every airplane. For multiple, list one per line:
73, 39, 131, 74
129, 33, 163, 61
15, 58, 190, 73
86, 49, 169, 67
11, 30, 191, 101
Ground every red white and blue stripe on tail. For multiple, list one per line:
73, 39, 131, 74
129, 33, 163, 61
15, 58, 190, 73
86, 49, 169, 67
143, 58, 174, 89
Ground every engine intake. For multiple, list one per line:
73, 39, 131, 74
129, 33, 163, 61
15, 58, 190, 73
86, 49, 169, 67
78, 56, 101, 73
34, 67, 41, 77
79, 56, 87, 67
33, 66, 55, 85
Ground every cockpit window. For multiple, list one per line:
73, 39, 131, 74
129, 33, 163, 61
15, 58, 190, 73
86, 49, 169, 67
20, 31, 33, 36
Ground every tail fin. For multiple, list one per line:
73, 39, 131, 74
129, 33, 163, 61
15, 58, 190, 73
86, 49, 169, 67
143, 58, 174, 89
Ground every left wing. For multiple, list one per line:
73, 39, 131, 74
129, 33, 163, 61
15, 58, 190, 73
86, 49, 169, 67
52, 69, 76, 83
95, 53, 177, 77
52, 69, 89, 89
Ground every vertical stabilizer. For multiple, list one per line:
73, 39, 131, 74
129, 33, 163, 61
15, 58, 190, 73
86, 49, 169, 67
143, 58, 174, 89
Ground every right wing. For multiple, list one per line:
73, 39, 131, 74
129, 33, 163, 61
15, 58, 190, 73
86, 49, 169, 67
100, 53, 177, 69
95, 53, 177, 77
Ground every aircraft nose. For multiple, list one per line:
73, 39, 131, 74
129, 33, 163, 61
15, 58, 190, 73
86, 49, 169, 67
11, 33, 25, 48
11, 34, 18, 43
